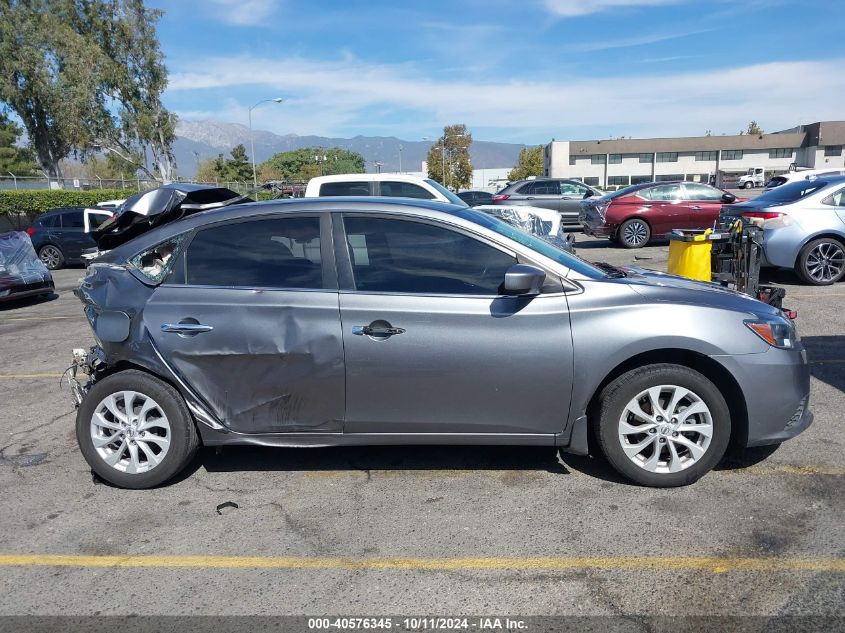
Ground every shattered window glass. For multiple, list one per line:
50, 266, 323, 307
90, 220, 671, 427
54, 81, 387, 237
129, 235, 185, 284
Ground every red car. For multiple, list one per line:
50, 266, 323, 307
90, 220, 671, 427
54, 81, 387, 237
580, 181, 740, 248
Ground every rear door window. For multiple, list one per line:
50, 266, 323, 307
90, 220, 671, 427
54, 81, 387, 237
343, 216, 516, 295
60, 210, 84, 228
378, 181, 436, 199
640, 184, 683, 201
319, 181, 371, 196
184, 217, 324, 289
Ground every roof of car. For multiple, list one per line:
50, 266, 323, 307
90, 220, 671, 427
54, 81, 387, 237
101, 196, 469, 262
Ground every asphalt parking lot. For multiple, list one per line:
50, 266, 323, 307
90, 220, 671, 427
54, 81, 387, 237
0, 234, 843, 620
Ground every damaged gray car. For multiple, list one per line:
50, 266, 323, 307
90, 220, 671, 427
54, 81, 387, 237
70, 184, 812, 489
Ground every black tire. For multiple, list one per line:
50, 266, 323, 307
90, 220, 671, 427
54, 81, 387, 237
594, 363, 731, 487
76, 369, 200, 489
38, 244, 65, 270
795, 237, 845, 286
617, 218, 651, 249
744, 181, 754, 190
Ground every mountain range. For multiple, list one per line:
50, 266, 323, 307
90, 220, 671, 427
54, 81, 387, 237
173, 120, 526, 177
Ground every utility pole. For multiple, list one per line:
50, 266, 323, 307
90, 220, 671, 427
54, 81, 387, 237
374, 161, 384, 174
398, 144, 403, 173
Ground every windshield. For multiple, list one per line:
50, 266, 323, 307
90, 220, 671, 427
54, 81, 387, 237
752, 180, 830, 202
453, 207, 606, 279
425, 179, 469, 206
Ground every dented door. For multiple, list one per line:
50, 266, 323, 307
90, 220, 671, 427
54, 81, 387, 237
144, 286, 344, 434
143, 215, 344, 434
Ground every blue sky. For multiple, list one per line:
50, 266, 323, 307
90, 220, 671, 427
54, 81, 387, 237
154, 0, 845, 144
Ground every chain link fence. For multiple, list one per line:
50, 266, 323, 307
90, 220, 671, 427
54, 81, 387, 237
0, 174, 268, 194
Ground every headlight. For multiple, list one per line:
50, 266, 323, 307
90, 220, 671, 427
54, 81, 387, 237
744, 316, 797, 349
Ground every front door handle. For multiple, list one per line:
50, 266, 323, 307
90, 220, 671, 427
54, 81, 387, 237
690, 205, 703, 210
161, 322, 214, 336
352, 321, 406, 339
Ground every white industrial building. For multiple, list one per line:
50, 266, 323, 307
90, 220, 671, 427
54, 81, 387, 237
544, 120, 845, 189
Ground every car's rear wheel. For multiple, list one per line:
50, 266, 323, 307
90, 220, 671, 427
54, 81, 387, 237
618, 218, 651, 248
38, 244, 64, 270
76, 370, 199, 489
595, 364, 730, 487
796, 238, 845, 285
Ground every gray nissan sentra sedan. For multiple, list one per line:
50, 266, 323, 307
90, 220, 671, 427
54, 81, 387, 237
70, 187, 812, 489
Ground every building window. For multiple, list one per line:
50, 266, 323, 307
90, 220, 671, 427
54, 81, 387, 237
569, 155, 577, 165
722, 150, 743, 160
639, 153, 653, 163
609, 154, 622, 164
656, 152, 678, 163
607, 176, 629, 186
591, 154, 605, 165
695, 151, 717, 161
824, 146, 843, 157
583, 177, 600, 186
655, 174, 683, 182
631, 175, 651, 185
768, 148, 794, 159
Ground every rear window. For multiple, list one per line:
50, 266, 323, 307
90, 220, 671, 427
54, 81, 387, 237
765, 176, 788, 188
603, 183, 651, 200
754, 180, 830, 202
319, 181, 371, 196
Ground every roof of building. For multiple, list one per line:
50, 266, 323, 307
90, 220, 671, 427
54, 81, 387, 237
557, 121, 845, 155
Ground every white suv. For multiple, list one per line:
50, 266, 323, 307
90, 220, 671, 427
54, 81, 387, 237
304, 173, 467, 205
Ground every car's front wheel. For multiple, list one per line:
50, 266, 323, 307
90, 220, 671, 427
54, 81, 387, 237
595, 364, 730, 487
617, 218, 651, 248
76, 370, 200, 489
743, 181, 755, 190
796, 238, 845, 285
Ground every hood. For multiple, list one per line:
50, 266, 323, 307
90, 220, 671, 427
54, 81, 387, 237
91, 184, 247, 249
618, 265, 781, 318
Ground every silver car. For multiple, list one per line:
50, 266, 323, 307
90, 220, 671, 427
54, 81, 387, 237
491, 178, 604, 226
70, 187, 811, 489
722, 176, 845, 285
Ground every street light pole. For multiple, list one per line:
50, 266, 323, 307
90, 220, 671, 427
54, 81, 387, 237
248, 97, 284, 187
398, 144, 403, 173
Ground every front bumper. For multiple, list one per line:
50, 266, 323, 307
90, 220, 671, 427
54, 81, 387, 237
713, 345, 812, 447
0, 278, 54, 302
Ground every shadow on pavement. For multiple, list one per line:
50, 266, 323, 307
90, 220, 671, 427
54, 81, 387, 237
802, 335, 845, 393
0, 292, 59, 312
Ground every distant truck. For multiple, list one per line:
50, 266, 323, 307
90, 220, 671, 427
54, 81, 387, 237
736, 167, 766, 189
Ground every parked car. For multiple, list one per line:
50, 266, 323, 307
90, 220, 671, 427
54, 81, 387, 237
765, 168, 845, 189
457, 190, 493, 206
0, 231, 54, 302
580, 181, 738, 248
721, 176, 845, 285
69, 184, 811, 489
305, 173, 468, 206
490, 178, 604, 225
27, 206, 114, 269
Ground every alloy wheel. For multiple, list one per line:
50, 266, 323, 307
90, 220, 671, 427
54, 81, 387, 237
90, 391, 171, 474
617, 385, 713, 474
622, 220, 649, 247
39, 246, 61, 269
805, 241, 844, 283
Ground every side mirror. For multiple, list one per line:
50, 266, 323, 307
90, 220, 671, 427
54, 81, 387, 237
503, 264, 545, 296
583, 190, 596, 199
721, 193, 737, 203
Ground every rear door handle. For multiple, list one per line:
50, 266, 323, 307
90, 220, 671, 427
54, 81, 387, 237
161, 323, 214, 336
690, 205, 703, 210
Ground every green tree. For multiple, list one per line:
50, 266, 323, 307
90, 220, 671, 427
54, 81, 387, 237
508, 145, 545, 181
260, 147, 366, 182
0, 113, 39, 175
746, 121, 764, 135
425, 124, 473, 191
0, 0, 176, 182
225, 144, 253, 182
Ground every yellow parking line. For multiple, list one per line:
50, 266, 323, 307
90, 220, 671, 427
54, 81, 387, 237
0, 553, 841, 573
0, 373, 64, 379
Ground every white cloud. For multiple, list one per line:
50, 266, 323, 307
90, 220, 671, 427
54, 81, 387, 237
543, 0, 683, 17
207, 0, 279, 26
167, 55, 845, 140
